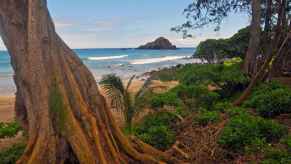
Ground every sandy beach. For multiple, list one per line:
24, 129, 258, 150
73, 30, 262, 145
0, 96, 15, 123
0, 78, 178, 124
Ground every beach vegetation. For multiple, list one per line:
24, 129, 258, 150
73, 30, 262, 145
0, 121, 22, 138
218, 112, 287, 153
194, 27, 249, 63
132, 112, 177, 150
100, 74, 152, 131
193, 110, 220, 126
244, 81, 291, 117
0, 143, 26, 164
261, 147, 291, 164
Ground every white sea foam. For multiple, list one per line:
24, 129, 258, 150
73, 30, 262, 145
88, 55, 128, 61
130, 56, 191, 65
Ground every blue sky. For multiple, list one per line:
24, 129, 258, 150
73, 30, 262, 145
0, 0, 250, 50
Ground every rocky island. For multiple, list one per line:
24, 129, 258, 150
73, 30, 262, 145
137, 37, 177, 50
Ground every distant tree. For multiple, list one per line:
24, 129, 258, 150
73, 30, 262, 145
195, 27, 250, 63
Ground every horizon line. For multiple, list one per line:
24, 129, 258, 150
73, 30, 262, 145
0, 47, 195, 51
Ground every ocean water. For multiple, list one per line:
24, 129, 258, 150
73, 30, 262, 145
0, 48, 197, 95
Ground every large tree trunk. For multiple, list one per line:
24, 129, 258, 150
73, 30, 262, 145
0, 1, 172, 163
243, 0, 261, 75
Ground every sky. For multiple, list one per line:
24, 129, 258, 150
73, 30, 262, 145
0, 0, 250, 50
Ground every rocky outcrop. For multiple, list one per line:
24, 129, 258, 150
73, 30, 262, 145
138, 37, 177, 50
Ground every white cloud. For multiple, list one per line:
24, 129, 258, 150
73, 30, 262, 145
54, 20, 74, 28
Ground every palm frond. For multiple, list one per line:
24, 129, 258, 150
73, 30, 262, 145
100, 74, 125, 94
102, 84, 125, 111
135, 76, 153, 99
100, 74, 126, 111
126, 75, 136, 92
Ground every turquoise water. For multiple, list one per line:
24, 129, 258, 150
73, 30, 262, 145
0, 48, 196, 95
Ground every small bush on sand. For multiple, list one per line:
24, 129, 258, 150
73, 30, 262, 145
0, 121, 22, 138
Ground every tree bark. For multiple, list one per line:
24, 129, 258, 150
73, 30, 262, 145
0, 1, 172, 163
243, 0, 261, 75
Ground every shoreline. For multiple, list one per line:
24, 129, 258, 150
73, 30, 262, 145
0, 61, 200, 123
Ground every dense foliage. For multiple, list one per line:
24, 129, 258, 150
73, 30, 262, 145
134, 57, 291, 162
244, 81, 291, 117
193, 110, 220, 126
133, 112, 177, 150
195, 27, 249, 63
261, 147, 291, 164
150, 91, 182, 109
218, 112, 287, 153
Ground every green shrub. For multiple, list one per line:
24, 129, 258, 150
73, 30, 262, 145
281, 136, 291, 152
150, 84, 220, 110
213, 102, 233, 112
218, 113, 287, 153
135, 90, 156, 109
150, 91, 182, 108
244, 81, 291, 117
174, 84, 220, 109
0, 143, 25, 164
136, 112, 177, 130
213, 102, 248, 117
137, 125, 175, 150
134, 112, 177, 150
244, 138, 267, 154
194, 110, 220, 126
150, 67, 180, 81
177, 63, 248, 98
179, 64, 221, 86
218, 63, 249, 98
0, 122, 22, 138
261, 147, 291, 164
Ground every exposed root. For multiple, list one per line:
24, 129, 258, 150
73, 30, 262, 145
167, 114, 229, 163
